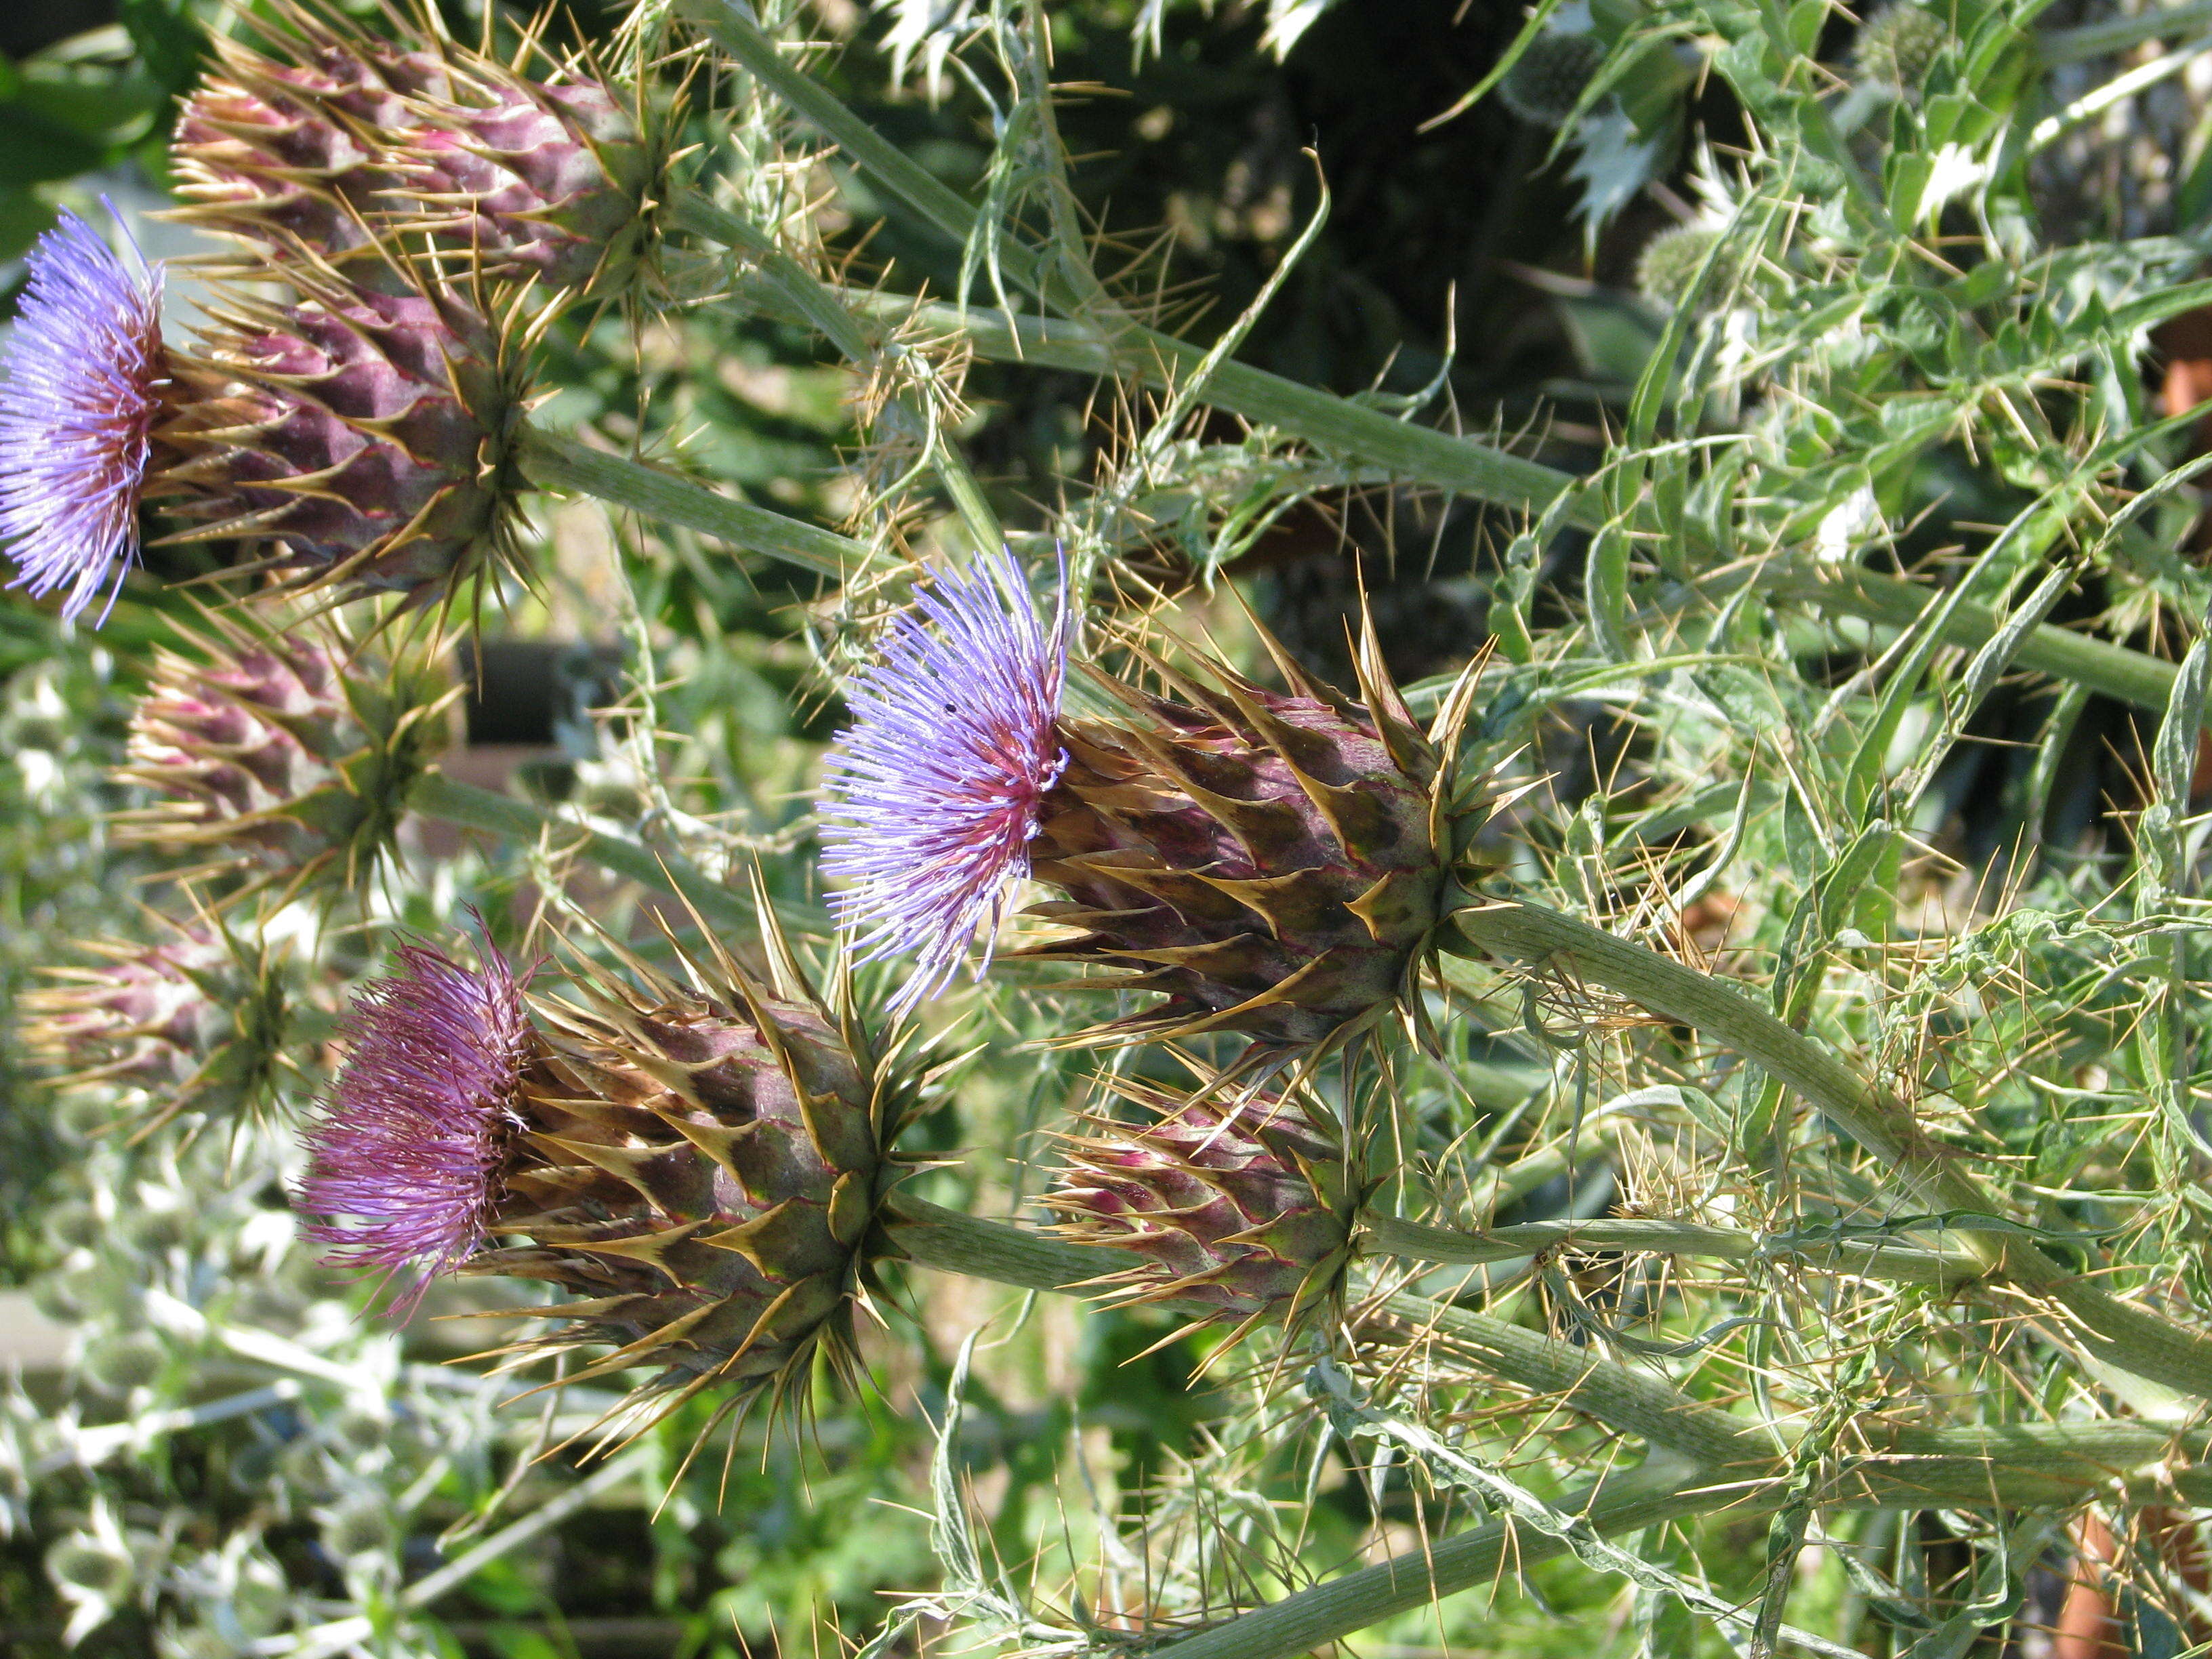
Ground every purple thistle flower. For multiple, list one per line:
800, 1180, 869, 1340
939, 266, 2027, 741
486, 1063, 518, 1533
820, 549, 1069, 1010
298, 926, 531, 1314
0, 207, 166, 624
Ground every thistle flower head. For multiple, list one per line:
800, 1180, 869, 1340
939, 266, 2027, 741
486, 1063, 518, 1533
155, 265, 534, 608
1048, 1083, 1357, 1332
173, 5, 666, 300
819, 550, 1069, 1010
298, 928, 531, 1311
1854, 4, 1950, 92
116, 608, 458, 899
0, 208, 166, 624
1498, 30, 1605, 127
23, 914, 294, 1132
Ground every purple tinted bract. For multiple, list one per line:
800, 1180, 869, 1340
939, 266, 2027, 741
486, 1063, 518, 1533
0, 207, 165, 624
298, 931, 530, 1314
820, 549, 1069, 1010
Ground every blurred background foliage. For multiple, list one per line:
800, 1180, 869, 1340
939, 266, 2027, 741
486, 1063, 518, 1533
12, 0, 2212, 1656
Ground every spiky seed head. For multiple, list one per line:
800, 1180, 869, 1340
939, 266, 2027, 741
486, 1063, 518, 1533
1498, 31, 1606, 127
1017, 639, 1452, 1056
172, 5, 667, 299
1048, 1087, 1355, 1330
298, 919, 911, 1425
0, 209, 165, 624
22, 917, 293, 1131
819, 548, 1070, 1012
1633, 225, 1745, 312
114, 610, 457, 897
150, 264, 535, 607
1854, 5, 1950, 92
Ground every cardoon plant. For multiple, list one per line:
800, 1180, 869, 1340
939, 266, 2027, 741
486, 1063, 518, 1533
33, 1, 2212, 1656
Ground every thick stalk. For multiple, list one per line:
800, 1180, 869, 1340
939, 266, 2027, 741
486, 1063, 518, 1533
1149, 1465, 1744, 1659
1141, 1419, 2212, 1659
1446, 899, 2212, 1400
732, 273, 1591, 525
670, 12, 1586, 526
884, 1194, 1761, 1470
409, 773, 827, 939
1755, 560, 2184, 720
515, 426, 869, 578
1361, 1213, 1978, 1288
2039, 0, 2212, 64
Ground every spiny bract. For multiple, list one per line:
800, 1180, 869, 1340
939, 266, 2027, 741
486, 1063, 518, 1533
172, 2, 664, 298
1048, 1084, 1355, 1333
1017, 617, 1470, 1057
115, 609, 457, 897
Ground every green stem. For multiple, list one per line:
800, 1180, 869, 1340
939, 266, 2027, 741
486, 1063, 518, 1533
1757, 560, 2184, 722
670, 194, 1005, 553
1445, 899, 2212, 1401
1380, 1292, 1764, 1469
409, 773, 826, 939
1361, 1213, 1977, 1288
884, 1194, 1761, 1471
2038, 0, 2212, 64
514, 426, 869, 578
1147, 1465, 1741, 1659
1141, 1419, 2212, 1659
669, 9, 1587, 526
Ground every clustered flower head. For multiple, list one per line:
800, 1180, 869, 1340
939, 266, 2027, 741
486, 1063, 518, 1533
174, 3, 665, 297
819, 549, 1474, 1061
1048, 1083, 1357, 1334
23, 917, 293, 1130
115, 608, 457, 897
0, 209, 166, 624
297, 915, 907, 1416
819, 548, 1070, 1010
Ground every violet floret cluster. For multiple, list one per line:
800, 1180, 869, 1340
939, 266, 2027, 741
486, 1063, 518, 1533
0, 209, 166, 624
818, 548, 1069, 1010
298, 934, 531, 1312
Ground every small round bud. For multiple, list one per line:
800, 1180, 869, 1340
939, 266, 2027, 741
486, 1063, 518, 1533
1634, 225, 1745, 312
47, 1535, 134, 1599
1854, 5, 1950, 93
1499, 32, 1606, 127
1049, 1088, 1357, 1330
321, 1493, 399, 1559
81, 1331, 167, 1396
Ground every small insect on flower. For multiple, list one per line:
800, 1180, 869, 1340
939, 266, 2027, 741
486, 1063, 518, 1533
819, 549, 1070, 1010
0, 207, 167, 624
298, 928, 531, 1313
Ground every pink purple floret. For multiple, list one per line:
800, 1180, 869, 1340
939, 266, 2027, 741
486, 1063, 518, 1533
819, 549, 1069, 1011
298, 930, 531, 1313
